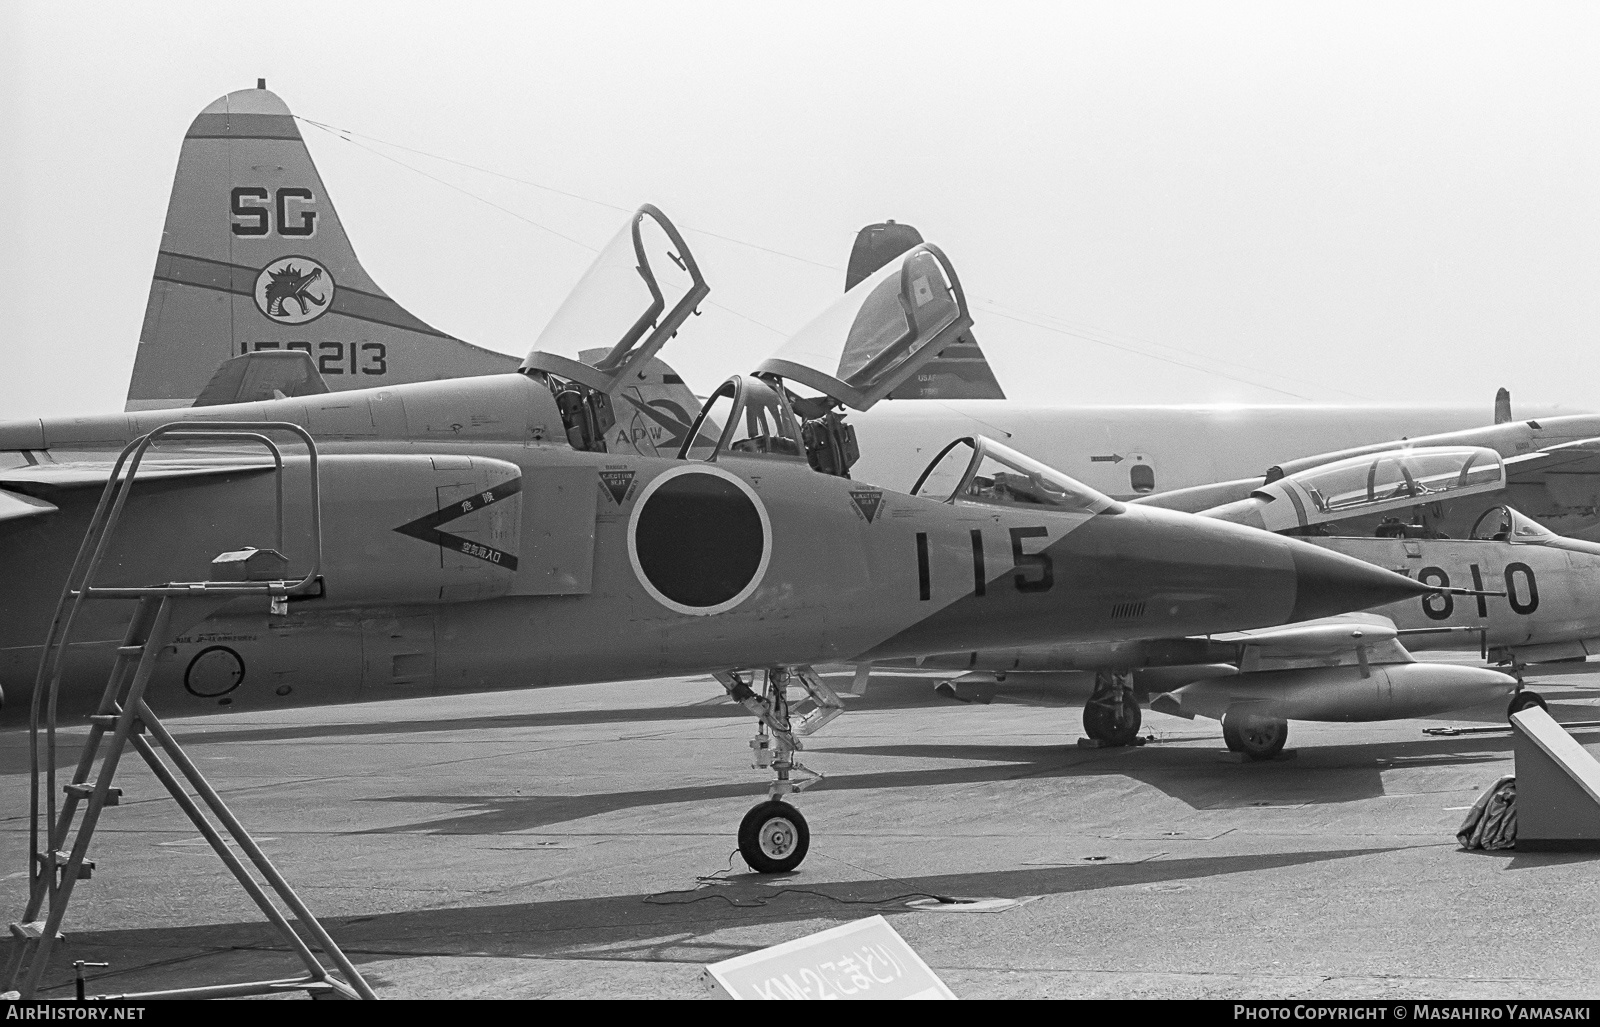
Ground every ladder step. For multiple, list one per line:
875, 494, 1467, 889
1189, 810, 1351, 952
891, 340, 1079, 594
87, 715, 144, 733
8, 921, 62, 942
63, 784, 121, 806
116, 645, 145, 656
50, 852, 95, 879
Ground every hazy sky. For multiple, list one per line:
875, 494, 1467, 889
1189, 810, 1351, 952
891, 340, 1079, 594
3, 1, 1597, 419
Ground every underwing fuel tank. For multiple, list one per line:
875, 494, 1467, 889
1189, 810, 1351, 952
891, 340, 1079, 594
1156, 663, 1517, 722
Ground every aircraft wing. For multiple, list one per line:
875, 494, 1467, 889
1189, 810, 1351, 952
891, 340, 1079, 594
1506, 437, 1600, 481
0, 456, 277, 491
0, 488, 59, 523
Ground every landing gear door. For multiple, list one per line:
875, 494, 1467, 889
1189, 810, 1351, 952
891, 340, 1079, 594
756, 243, 972, 411
512, 464, 599, 595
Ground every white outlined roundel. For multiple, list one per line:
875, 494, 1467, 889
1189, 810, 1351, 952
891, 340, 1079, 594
627, 465, 772, 616
253, 255, 335, 325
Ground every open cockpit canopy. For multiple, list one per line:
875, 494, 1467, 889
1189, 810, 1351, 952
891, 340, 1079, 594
1469, 505, 1558, 543
756, 243, 972, 411
678, 375, 804, 463
521, 204, 707, 393
910, 436, 1122, 514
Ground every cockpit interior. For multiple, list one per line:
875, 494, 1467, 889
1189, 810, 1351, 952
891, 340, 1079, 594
911, 436, 1121, 515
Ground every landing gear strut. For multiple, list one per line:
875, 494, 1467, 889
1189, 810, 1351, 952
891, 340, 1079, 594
1221, 707, 1289, 760
716, 666, 843, 873
1083, 670, 1141, 746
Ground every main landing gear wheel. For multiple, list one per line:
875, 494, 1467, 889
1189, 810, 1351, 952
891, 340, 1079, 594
1508, 690, 1548, 719
1221, 709, 1288, 760
738, 800, 810, 874
1083, 670, 1141, 746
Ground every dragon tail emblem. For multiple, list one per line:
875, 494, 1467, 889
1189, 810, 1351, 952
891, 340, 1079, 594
264, 263, 326, 316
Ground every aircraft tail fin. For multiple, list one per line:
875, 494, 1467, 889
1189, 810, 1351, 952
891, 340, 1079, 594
128, 82, 518, 412
1495, 388, 1513, 424
847, 221, 1005, 400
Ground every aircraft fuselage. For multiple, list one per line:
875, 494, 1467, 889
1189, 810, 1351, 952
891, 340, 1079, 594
0, 375, 1427, 723
1313, 535, 1600, 658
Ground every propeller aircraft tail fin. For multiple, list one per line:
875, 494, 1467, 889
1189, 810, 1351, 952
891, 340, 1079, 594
127, 82, 518, 412
1495, 387, 1513, 424
846, 221, 1005, 401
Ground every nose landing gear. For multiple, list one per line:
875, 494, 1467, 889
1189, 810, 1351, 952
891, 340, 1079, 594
716, 665, 843, 873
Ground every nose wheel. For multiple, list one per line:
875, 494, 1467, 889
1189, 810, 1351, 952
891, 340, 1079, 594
717, 665, 843, 874
738, 800, 811, 873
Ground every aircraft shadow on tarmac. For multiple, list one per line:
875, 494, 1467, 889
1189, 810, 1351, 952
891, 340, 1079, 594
0, 672, 978, 763
29, 844, 1399, 997
351, 723, 1600, 836
4, 671, 1589, 767
0, 703, 757, 776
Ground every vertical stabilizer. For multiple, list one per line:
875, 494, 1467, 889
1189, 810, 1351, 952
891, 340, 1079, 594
1495, 387, 1513, 425
128, 84, 518, 411
847, 221, 1005, 401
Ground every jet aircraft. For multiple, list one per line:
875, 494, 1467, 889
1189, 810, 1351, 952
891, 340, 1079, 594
106, 85, 1600, 704
93, 82, 1595, 763
917, 445, 1600, 756
2, 177, 1443, 876
48, 83, 1572, 759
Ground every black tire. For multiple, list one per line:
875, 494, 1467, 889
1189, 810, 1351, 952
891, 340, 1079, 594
1221, 709, 1288, 760
1083, 698, 1142, 746
1508, 690, 1548, 718
738, 800, 810, 874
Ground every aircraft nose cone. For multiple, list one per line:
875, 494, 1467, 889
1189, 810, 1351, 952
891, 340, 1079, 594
1287, 542, 1436, 623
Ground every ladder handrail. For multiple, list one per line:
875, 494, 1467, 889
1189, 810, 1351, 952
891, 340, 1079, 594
27, 422, 321, 899
10, 423, 371, 999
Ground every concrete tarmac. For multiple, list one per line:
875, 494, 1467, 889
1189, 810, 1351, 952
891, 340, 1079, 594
3, 664, 1599, 1000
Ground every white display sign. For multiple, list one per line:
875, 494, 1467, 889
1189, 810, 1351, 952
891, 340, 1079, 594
706, 914, 956, 1000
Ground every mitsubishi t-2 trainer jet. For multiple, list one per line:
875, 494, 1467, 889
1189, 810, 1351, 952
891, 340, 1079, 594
0, 180, 1439, 873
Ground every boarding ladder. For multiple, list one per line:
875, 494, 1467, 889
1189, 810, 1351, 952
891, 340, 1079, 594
3, 422, 375, 1001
